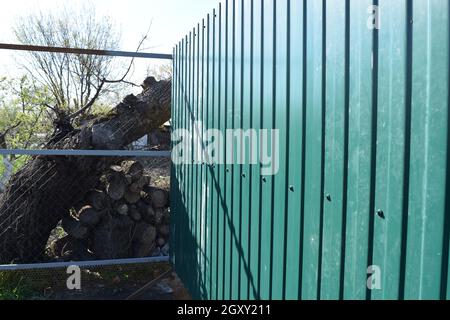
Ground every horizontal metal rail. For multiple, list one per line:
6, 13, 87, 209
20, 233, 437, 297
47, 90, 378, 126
0, 256, 170, 271
0, 43, 173, 60
0, 149, 172, 158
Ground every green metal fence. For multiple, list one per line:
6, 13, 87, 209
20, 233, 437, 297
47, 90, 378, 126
170, 0, 450, 300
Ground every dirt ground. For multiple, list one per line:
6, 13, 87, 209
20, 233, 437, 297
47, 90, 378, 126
0, 261, 191, 300
50, 271, 191, 300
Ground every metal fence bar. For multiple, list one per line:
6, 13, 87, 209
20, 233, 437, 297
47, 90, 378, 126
0, 256, 170, 271
0, 43, 172, 60
0, 149, 171, 158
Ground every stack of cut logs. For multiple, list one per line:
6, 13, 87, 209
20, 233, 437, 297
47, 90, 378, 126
50, 160, 170, 261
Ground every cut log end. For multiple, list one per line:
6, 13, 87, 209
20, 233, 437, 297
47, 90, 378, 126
78, 206, 103, 228
106, 172, 128, 201
150, 188, 169, 209
62, 217, 89, 240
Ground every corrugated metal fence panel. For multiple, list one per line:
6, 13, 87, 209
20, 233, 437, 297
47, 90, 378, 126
171, 0, 450, 300
372, 0, 408, 300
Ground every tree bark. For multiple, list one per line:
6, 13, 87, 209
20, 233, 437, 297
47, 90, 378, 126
0, 78, 171, 264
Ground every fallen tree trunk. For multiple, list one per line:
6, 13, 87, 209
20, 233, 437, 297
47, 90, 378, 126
0, 78, 171, 264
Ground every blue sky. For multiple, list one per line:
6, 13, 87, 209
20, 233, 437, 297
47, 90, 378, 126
0, 0, 220, 83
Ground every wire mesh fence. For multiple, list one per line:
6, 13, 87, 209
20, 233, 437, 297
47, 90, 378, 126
0, 41, 177, 299
0, 153, 171, 265
0, 258, 182, 300
0, 150, 175, 300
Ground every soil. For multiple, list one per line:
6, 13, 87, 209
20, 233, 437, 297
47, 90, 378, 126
49, 271, 191, 300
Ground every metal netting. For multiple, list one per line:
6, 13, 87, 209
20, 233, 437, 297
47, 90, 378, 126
0, 151, 178, 300
0, 152, 171, 265
0, 39, 178, 300
0, 258, 191, 300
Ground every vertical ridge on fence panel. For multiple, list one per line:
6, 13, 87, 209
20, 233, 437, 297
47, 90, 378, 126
240, 0, 252, 300
404, 0, 449, 300
204, 14, 212, 300
284, 0, 304, 300
223, 0, 233, 300
214, 11, 221, 300
218, 2, 227, 299
186, 31, 197, 295
191, 28, 197, 297
182, 36, 189, 283
272, 0, 288, 300
195, 24, 200, 296
320, 0, 347, 300
185, 33, 190, 287
208, 9, 214, 303
200, 19, 206, 299
197, 21, 203, 297
342, 0, 373, 300
210, 9, 219, 300
249, 0, 263, 300
371, 0, 408, 300
206, 11, 213, 300
194, 23, 200, 297
202, 18, 208, 299
301, 0, 325, 300
192, 26, 198, 297
183, 32, 190, 292
259, 0, 275, 300
191, 28, 197, 291
231, 0, 242, 300
199, 19, 206, 298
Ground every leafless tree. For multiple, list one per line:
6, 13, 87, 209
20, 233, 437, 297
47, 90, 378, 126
13, 4, 122, 121
146, 63, 173, 81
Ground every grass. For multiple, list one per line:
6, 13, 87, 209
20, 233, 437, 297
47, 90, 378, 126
0, 272, 41, 300
0, 262, 172, 300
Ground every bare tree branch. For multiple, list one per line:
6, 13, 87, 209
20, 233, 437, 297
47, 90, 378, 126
68, 28, 151, 120
13, 5, 121, 116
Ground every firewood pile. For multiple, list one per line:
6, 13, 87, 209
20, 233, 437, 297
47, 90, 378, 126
49, 160, 170, 262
